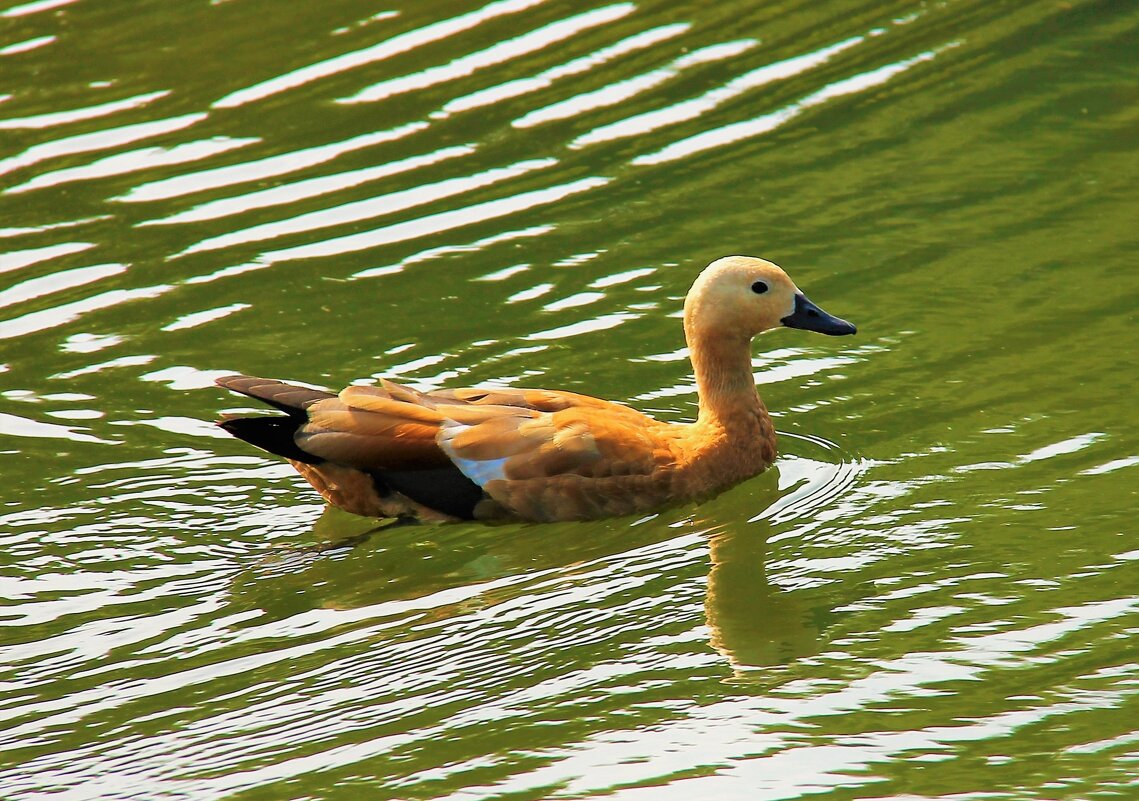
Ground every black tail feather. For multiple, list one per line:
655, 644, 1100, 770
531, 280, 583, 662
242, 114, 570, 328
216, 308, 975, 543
374, 467, 483, 520
218, 416, 323, 465
215, 374, 486, 519
216, 375, 334, 417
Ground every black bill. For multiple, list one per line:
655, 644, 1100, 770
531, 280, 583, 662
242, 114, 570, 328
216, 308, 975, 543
781, 293, 857, 336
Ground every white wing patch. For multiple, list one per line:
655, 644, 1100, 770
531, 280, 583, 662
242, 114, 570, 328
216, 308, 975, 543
437, 421, 508, 488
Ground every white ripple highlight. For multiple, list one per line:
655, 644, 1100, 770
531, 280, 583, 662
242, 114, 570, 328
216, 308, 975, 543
572, 36, 862, 148
117, 122, 427, 203
0, 90, 170, 130
634, 50, 943, 165
6, 137, 257, 194
0, 263, 126, 311
526, 311, 638, 340
260, 175, 609, 265
147, 144, 474, 227
1, 0, 79, 17
0, 411, 110, 444
214, 0, 548, 109
0, 280, 172, 340
178, 157, 555, 256
0, 113, 206, 179
354, 224, 553, 279
513, 39, 758, 129
161, 304, 251, 332
341, 3, 635, 104
0, 242, 93, 275
0, 34, 55, 56
438, 23, 689, 117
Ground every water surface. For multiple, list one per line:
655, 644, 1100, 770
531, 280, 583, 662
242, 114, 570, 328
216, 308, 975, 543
2, 0, 1138, 799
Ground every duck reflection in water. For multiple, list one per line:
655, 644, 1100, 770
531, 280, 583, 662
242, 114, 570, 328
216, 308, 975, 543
231, 460, 838, 672
705, 518, 820, 670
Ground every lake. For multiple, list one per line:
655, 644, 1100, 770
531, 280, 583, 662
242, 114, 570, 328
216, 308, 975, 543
2, 0, 1137, 798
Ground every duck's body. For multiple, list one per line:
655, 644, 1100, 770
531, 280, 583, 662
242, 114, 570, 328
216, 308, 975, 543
216, 256, 855, 522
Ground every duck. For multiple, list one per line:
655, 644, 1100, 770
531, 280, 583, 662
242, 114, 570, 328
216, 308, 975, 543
215, 256, 855, 522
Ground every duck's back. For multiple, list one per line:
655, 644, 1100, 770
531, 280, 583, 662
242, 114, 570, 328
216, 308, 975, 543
219, 376, 702, 521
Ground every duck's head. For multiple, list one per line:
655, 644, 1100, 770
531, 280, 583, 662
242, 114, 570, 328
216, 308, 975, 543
684, 255, 856, 340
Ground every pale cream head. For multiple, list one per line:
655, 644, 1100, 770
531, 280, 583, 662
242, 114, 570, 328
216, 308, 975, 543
683, 255, 856, 342
684, 256, 801, 340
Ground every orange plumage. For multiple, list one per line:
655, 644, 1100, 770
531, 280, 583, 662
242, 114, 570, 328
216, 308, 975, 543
215, 256, 855, 522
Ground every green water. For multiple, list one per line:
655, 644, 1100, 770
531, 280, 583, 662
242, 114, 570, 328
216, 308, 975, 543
2, 0, 1137, 798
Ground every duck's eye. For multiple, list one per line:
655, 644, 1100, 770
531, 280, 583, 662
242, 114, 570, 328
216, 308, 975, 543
751, 280, 768, 295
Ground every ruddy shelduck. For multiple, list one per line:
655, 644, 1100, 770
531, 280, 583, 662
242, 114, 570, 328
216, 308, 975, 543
216, 256, 855, 522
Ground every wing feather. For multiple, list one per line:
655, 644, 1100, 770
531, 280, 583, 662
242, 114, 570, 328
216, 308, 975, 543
438, 403, 676, 519
296, 394, 448, 469
224, 374, 678, 519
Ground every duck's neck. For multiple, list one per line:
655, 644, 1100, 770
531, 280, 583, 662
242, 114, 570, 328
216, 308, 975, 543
687, 329, 768, 431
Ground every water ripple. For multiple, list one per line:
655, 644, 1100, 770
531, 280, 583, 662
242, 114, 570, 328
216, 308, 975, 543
341, 4, 636, 105
1, 0, 80, 18
0, 280, 172, 340
3, 2, 1138, 799
438, 22, 689, 118
213, 0, 548, 109
514, 38, 758, 129
253, 174, 609, 266
117, 122, 427, 204
0, 113, 206, 179
7, 136, 258, 195
634, 48, 947, 166
0, 90, 170, 131
176, 148, 518, 256
573, 35, 860, 148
